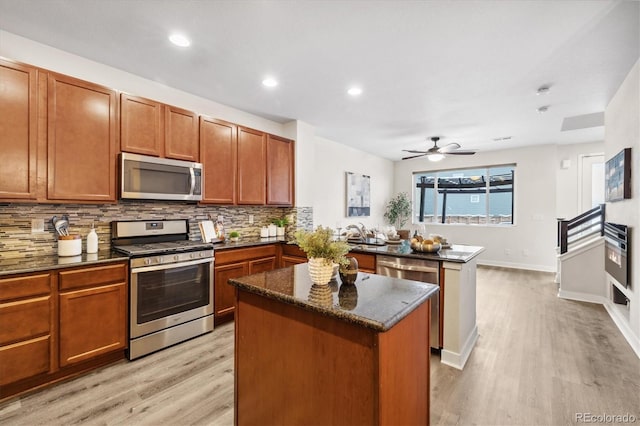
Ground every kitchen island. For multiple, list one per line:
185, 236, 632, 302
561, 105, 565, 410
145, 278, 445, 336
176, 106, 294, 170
229, 264, 439, 425
348, 243, 485, 369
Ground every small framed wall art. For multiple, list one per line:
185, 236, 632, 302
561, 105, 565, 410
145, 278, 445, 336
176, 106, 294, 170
605, 148, 631, 202
346, 172, 371, 217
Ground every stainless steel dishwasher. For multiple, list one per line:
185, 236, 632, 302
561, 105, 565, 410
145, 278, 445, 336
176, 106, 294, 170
376, 255, 440, 349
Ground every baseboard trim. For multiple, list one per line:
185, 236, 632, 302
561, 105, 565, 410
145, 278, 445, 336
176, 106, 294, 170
557, 290, 607, 305
440, 325, 478, 370
603, 301, 640, 359
478, 260, 556, 273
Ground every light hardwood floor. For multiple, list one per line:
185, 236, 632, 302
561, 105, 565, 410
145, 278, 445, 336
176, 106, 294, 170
1, 266, 638, 425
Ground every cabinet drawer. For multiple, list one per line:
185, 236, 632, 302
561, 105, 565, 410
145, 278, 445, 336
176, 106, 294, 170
0, 335, 50, 386
0, 273, 51, 301
216, 245, 277, 265
59, 262, 127, 291
0, 296, 50, 345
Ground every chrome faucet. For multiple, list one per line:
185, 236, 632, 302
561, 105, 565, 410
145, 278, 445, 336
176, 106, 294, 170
345, 223, 368, 241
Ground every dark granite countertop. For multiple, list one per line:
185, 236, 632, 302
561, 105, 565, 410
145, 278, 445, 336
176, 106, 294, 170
0, 250, 129, 277
229, 263, 439, 332
348, 243, 485, 263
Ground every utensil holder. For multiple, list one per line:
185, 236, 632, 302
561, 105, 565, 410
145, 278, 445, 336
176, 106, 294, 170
58, 235, 82, 256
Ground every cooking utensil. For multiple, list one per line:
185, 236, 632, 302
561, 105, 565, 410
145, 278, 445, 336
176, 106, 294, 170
52, 215, 70, 236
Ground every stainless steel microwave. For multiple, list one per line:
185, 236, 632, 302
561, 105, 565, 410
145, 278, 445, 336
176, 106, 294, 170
120, 152, 203, 201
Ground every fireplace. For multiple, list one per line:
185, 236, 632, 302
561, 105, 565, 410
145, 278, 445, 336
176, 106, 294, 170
604, 222, 630, 289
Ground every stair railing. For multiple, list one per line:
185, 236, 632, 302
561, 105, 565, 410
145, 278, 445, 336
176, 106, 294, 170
557, 204, 605, 254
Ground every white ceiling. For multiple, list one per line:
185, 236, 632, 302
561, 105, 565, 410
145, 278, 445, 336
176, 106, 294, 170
1, 0, 638, 160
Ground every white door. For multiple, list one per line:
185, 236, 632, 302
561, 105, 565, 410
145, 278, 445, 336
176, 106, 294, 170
580, 154, 605, 212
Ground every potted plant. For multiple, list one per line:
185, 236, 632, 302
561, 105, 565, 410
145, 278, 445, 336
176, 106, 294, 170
272, 217, 289, 237
384, 192, 412, 239
228, 230, 240, 242
293, 226, 351, 285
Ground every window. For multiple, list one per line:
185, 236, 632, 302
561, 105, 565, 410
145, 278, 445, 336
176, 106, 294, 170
414, 165, 515, 225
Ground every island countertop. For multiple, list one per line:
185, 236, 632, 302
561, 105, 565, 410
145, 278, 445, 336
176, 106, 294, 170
347, 242, 485, 263
229, 263, 439, 332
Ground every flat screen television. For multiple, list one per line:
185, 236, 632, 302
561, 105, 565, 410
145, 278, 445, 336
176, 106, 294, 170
605, 148, 631, 202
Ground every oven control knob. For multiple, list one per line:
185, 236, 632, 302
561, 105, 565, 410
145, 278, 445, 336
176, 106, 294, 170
144, 258, 152, 265
157, 257, 163, 264
174, 255, 180, 261
190, 253, 196, 259
200, 252, 205, 258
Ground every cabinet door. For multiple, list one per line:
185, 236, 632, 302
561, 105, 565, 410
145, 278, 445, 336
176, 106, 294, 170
165, 105, 199, 161
249, 257, 277, 274
120, 93, 163, 156
59, 282, 127, 367
200, 116, 237, 204
214, 262, 248, 322
281, 255, 307, 268
266, 135, 294, 206
237, 127, 266, 205
0, 59, 38, 200
47, 73, 117, 202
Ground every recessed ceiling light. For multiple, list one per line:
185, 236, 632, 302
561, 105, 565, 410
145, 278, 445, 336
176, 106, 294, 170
347, 87, 363, 96
262, 77, 278, 88
537, 106, 549, 113
169, 33, 191, 47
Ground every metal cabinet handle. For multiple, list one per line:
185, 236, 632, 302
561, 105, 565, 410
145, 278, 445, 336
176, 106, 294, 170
377, 259, 438, 273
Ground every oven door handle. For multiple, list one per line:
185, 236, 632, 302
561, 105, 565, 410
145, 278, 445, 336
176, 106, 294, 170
131, 257, 213, 273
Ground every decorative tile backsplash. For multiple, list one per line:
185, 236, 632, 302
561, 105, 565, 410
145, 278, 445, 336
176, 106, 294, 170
0, 202, 313, 259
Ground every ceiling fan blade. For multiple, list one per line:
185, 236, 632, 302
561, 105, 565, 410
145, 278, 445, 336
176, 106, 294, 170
402, 153, 428, 160
446, 150, 476, 155
402, 149, 428, 154
437, 142, 461, 153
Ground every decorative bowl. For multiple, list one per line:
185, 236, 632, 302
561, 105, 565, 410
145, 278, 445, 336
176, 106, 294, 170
410, 241, 441, 253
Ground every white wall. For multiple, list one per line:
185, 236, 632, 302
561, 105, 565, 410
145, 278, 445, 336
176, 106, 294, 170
312, 136, 394, 230
604, 59, 640, 346
394, 144, 561, 271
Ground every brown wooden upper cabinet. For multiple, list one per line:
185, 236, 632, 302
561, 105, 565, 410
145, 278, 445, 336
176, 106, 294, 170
120, 94, 163, 157
165, 105, 199, 161
200, 116, 237, 204
47, 73, 117, 202
121, 94, 199, 161
237, 126, 267, 205
266, 134, 294, 206
0, 59, 38, 201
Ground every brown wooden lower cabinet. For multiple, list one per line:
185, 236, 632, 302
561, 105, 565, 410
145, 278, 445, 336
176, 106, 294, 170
0, 261, 128, 401
349, 251, 376, 273
59, 282, 127, 367
214, 244, 278, 325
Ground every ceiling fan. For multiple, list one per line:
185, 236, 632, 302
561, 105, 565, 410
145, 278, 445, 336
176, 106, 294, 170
402, 137, 476, 161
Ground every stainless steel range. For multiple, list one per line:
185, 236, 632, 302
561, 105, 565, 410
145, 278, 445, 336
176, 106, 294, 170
112, 219, 214, 360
